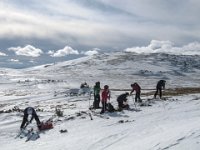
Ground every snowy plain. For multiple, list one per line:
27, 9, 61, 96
0, 52, 200, 150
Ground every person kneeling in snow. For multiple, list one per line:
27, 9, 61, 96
117, 92, 129, 111
20, 107, 41, 130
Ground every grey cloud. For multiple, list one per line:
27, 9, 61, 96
0, 0, 199, 56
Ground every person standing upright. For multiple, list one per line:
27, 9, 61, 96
93, 81, 101, 109
100, 85, 110, 114
130, 83, 142, 103
154, 80, 166, 99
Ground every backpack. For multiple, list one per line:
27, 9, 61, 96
39, 121, 53, 131
107, 103, 115, 112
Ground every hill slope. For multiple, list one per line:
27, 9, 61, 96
0, 52, 200, 150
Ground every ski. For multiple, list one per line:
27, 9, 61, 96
88, 112, 93, 120
15, 130, 25, 139
107, 119, 135, 126
15, 128, 34, 139
127, 108, 141, 112
91, 111, 109, 119
15, 126, 41, 142
137, 100, 152, 107
94, 114, 109, 119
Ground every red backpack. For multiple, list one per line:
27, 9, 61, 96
39, 121, 53, 131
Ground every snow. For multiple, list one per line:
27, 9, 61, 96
0, 52, 200, 150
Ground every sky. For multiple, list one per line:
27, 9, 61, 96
0, 0, 200, 68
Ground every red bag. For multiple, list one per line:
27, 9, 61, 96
39, 121, 53, 130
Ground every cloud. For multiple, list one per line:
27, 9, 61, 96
124, 40, 200, 55
0, 0, 130, 48
8, 45, 43, 57
0, 0, 200, 53
0, 52, 7, 56
100, 0, 200, 24
49, 46, 79, 57
9, 59, 19, 62
29, 60, 35, 63
83, 48, 100, 56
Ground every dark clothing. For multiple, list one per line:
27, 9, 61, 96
154, 88, 162, 98
93, 94, 100, 109
100, 101, 107, 114
117, 93, 128, 106
20, 107, 41, 129
117, 93, 129, 109
93, 83, 101, 109
135, 92, 141, 102
156, 80, 166, 89
107, 103, 115, 112
154, 80, 166, 98
131, 83, 141, 102
80, 82, 89, 88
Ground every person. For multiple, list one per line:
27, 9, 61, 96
80, 82, 90, 95
130, 83, 142, 103
80, 82, 89, 88
20, 107, 41, 130
154, 80, 166, 99
100, 85, 110, 114
93, 81, 101, 109
117, 92, 129, 110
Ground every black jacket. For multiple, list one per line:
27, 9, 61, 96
24, 107, 37, 123
117, 93, 128, 103
156, 80, 166, 89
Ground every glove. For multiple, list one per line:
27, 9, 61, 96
20, 127, 25, 131
37, 123, 42, 130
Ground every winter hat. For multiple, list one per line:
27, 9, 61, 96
104, 85, 109, 89
96, 81, 100, 86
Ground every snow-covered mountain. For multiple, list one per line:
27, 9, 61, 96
0, 52, 200, 150
21, 52, 200, 88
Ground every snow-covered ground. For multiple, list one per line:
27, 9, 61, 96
0, 52, 200, 150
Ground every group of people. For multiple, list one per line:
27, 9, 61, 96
93, 82, 111, 114
20, 80, 166, 130
93, 80, 166, 113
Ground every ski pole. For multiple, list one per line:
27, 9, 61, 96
131, 95, 137, 109
89, 95, 91, 109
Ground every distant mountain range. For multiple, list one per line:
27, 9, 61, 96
13, 52, 199, 89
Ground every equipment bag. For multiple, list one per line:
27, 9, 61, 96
39, 121, 53, 130
107, 103, 115, 112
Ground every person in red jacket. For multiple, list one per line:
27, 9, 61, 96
100, 85, 110, 114
130, 83, 142, 103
